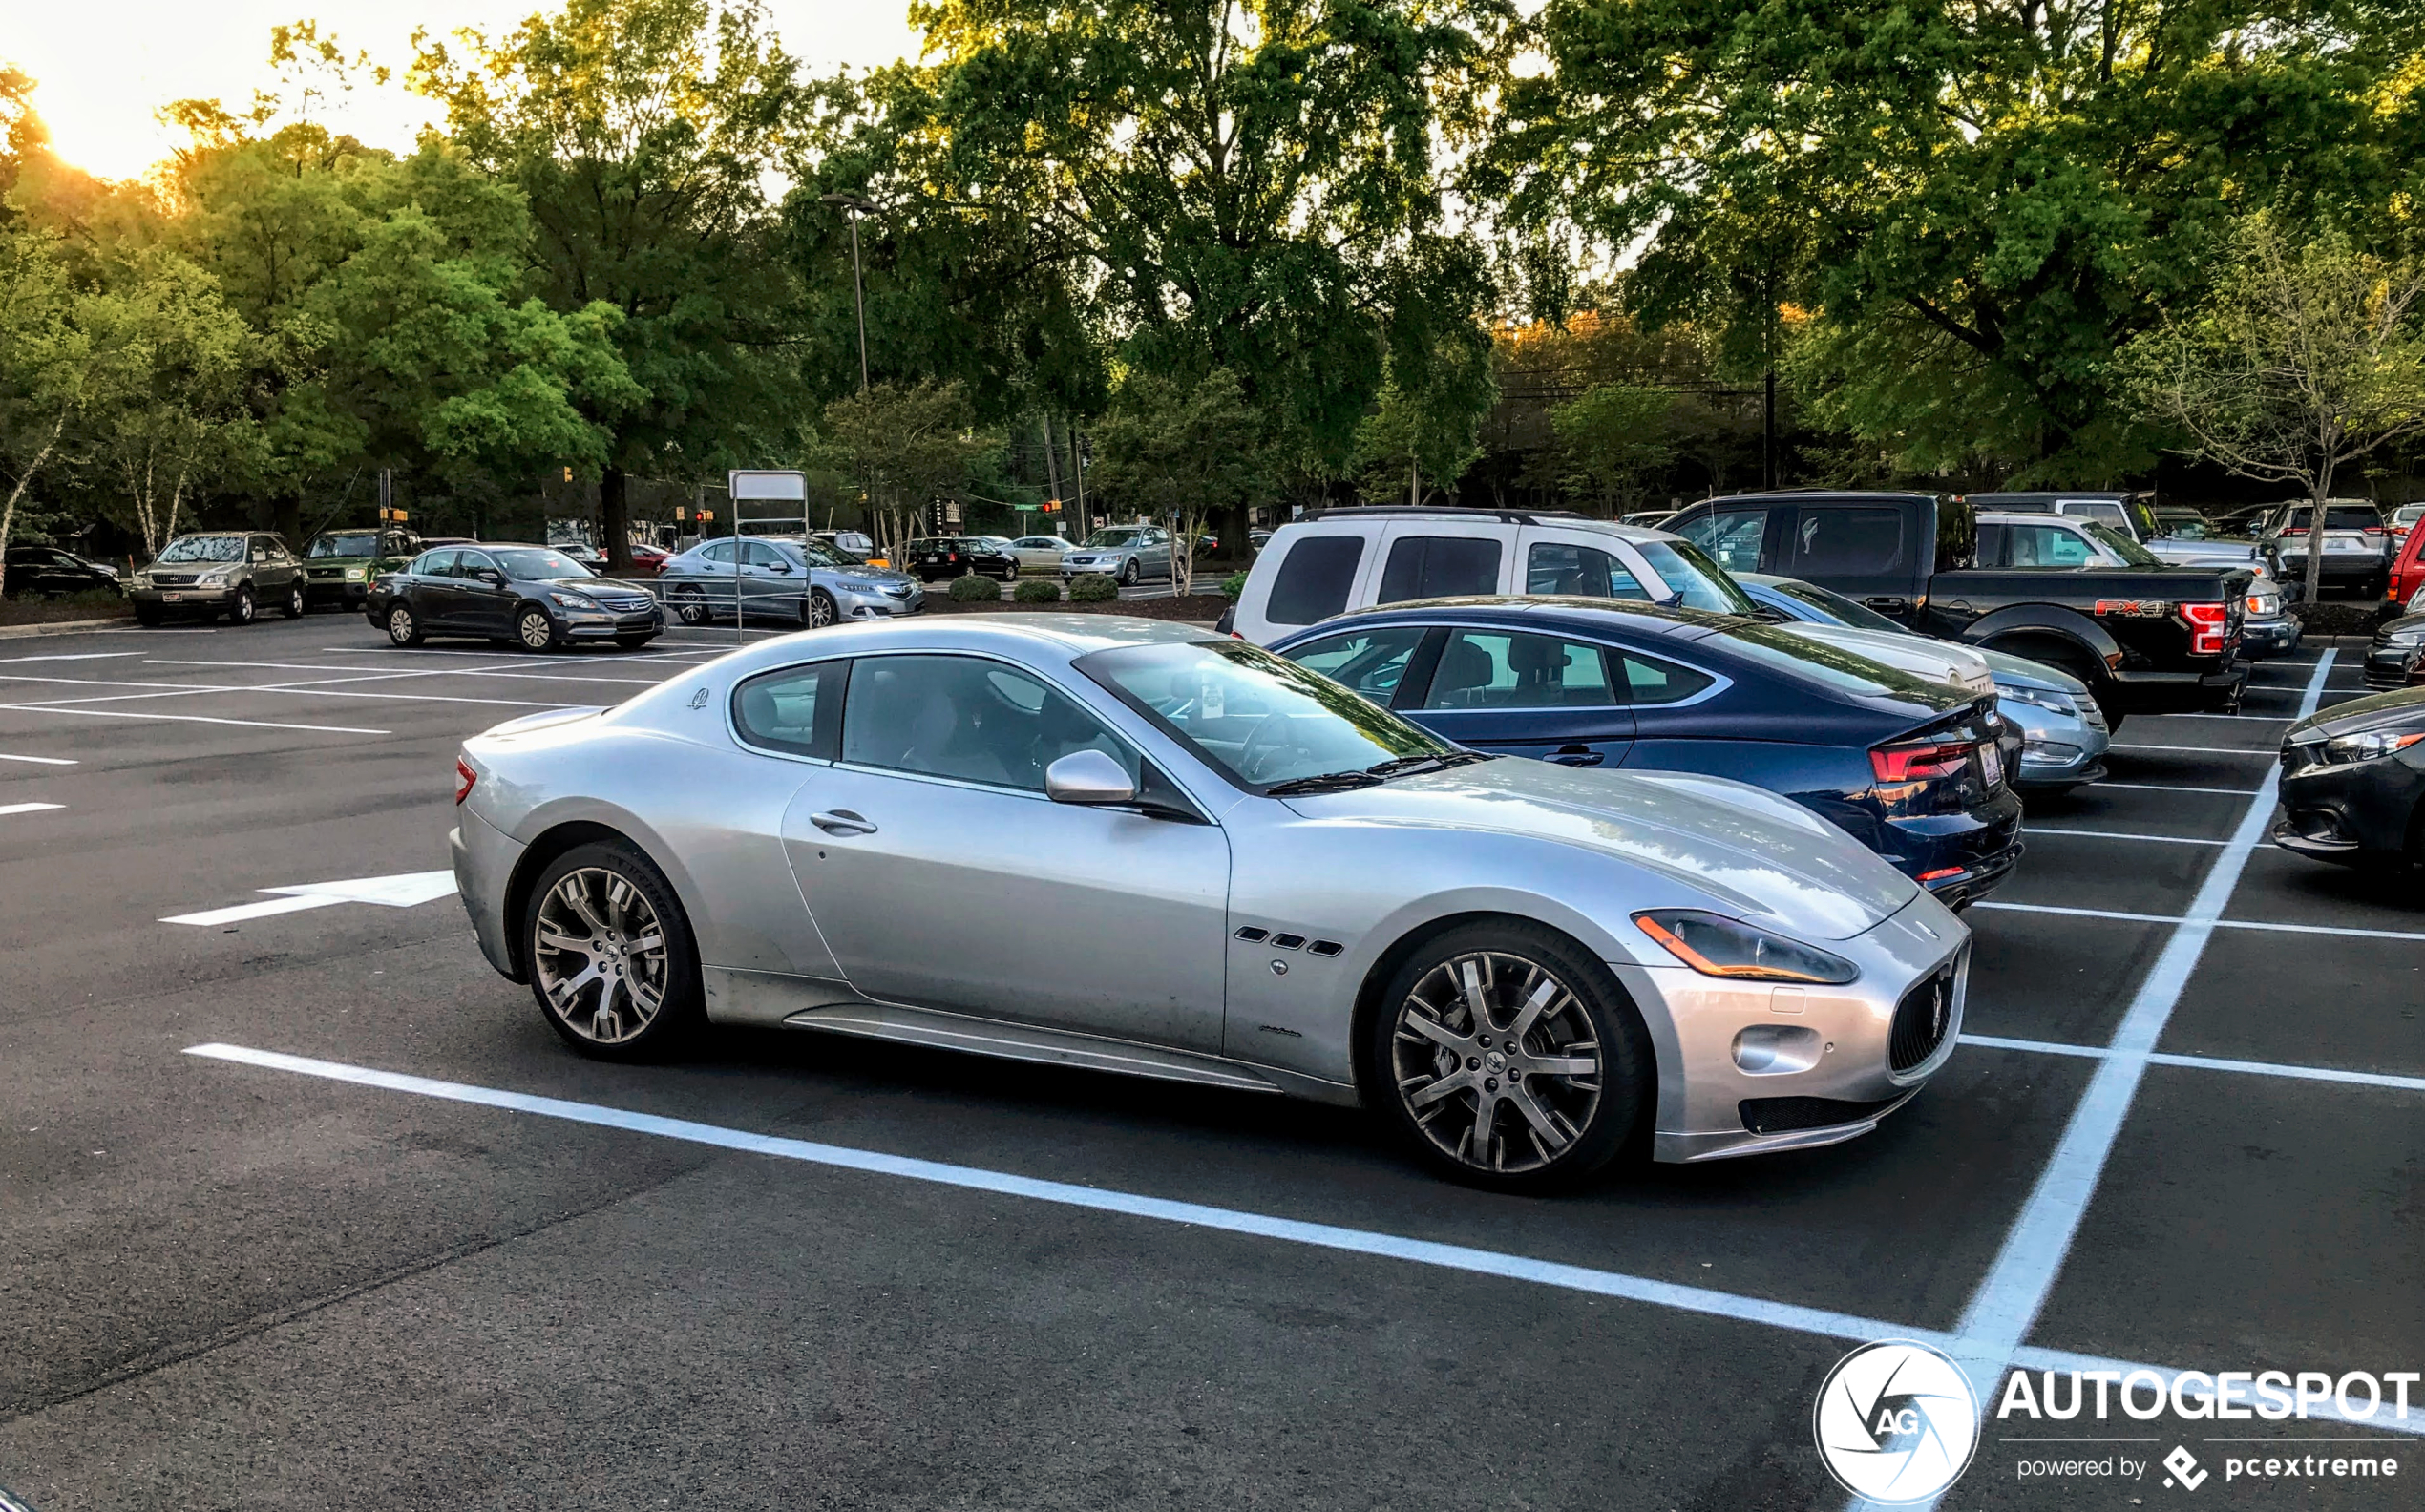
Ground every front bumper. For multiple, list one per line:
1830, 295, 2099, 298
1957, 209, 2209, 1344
1999, 697, 2112, 789
833, 581, 925, 619
2364, 643, 2423, 691
1631, 892, 1970, 1163
304, 574, 370, 605
451, 808, 529, 981
2240, 616, 2303, 659
2109, 662, 2248, 714
2273, 744, 2425, 864
128, 584, 237, 608
557, 607, 665, 640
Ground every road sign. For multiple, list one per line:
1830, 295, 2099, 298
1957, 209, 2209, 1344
728, 470, 807, 501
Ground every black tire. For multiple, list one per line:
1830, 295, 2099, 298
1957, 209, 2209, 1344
1362, 920, 1652, 1191
807, 588, 837, 628
1119, 557, 1141, 586
386, 602, 425, 647
224, 586, 256, 626
523, 840, 704, 1060
283, 580, 306, 619
516, 605, 561, 652
673, 589, 712, 625
135, 606, 163, 627
1002, 562, 1019, 581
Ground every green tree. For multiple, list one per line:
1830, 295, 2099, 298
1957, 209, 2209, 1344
2120, 219, 2425, 603
1090, 368, 1266, 594
1549, 384, 1675, 514
817, 379, 999, 558
0, 227, 93, 591
411, 0, 809, 569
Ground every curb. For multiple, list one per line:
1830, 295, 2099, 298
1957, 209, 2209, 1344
0, 616, 136, 640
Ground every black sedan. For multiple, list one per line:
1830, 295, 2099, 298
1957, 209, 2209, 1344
5, 544, 121, 598
1272, 597, 2026, 907
907, 536, 1020, 582
2274, 686, 2425, 868
366, 543, 663, 651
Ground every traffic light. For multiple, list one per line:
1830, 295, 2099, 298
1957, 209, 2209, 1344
1044, 498, 1062, 514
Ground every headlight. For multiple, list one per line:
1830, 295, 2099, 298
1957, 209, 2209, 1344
2384, 627, 2425, 649
2324, 729, 2425, 763
1634, 910, 1859, 984
1996, 682, 2081, 720
2248, 592, 2281, 616
547, 590, 599, 611
198, 567, 235, 584
345, 567, 366, 581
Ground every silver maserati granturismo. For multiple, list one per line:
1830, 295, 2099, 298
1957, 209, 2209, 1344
450, 616, 1969, 1188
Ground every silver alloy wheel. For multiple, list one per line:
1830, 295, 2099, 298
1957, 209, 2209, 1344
674, 587, 710, 625
517, 608, 555, 650
388, 605, 415, 643
1390, 950, 1604, 1175
229, 587, 255, 623
532, 867, 670, 1045
808, 589, 835, 627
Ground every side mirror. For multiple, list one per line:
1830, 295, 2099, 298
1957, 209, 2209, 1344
475, 568, 505, 585
770, 562, 793, 574
1045, 748, 1137, 807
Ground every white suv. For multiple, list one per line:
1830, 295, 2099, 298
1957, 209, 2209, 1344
1221, 508, 1756, 644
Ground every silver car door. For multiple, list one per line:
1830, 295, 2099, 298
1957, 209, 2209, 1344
781, 652, 1232, 1051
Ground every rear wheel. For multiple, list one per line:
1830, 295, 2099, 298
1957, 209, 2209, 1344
1364, 921, 1650, 1191
283, 580, 306, 619
386, 603, 424, 647
524, 841, 703, 1060
671, 586, 711, 625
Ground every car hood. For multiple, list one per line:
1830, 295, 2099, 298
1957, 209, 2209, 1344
1773, 622, 1993, 695
1281, 756, 1917, 940
825, 565, 917, 587
2289, 684, 2425, 741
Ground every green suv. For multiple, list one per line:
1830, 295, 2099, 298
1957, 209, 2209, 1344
303, 528, 421, 610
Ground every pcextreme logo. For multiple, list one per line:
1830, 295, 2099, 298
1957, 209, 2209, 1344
1813, 1340, 1981, 1504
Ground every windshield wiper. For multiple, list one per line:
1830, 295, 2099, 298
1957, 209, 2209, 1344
1263, 770, 1385, 796
1365, 751, 1495, 779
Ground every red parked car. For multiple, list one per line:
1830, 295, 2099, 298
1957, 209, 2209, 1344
2387, 525, 2425, 616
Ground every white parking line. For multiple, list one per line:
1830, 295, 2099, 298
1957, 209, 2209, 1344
2091, 782, 2261, 796
1961, 1034, 2425, 1094
0, 703, 389, 736
1906, 648, 2339, 1508
2024, 828, 2228, 846
0, 752, 76, 765
1974, 900, 2425, 944
0, 667, 569, 711
151, 658, 669, 686
0, 651, 144, 662
0, 801, 65, 817
182, 1040, 2425, 1446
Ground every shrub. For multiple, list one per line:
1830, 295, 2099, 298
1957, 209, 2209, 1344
1221, 571, 1249, 600
1013, 577, 1062, 603
947, 572, 1002, 603
1069, 572, 1120, 603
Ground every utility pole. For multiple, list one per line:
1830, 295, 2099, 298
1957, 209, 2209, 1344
1069, 422, 1089, 538
822, 193, 877, 553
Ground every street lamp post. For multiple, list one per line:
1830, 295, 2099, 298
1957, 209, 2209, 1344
821, 193, 879, 541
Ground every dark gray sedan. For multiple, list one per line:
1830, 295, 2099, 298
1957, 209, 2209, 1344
367, 543, 663, 651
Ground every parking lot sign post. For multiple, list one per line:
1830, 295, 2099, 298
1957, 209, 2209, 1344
728, 470, 809, 643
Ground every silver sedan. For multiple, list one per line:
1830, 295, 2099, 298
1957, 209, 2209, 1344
450, 618, 1968, 1188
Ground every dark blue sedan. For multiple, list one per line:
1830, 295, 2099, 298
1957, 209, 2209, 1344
1270, 597, 2025, 906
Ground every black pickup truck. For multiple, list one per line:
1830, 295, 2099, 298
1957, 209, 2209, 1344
1665, 491, 2252, 724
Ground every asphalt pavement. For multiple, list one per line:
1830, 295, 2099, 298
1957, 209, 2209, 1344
0, 615, 2417, 1511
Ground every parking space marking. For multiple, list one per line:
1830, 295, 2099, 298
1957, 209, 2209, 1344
2091, 782, 2261, 796
181, 1041, 2425, 1446
152, 658, 670, 687
0, 752, 76, 765
0, 801, 65, 817
0, 703, 390, 736
1907, 649, 2340, 1508
2022, 828, 2228, 847
0, 651, 144, 662
162, 870, 458, 926
1962, 1034, 2425, 1093
1976, 899, 2425, 944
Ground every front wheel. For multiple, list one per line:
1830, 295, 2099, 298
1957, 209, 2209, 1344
224, 586, 256, 626
516, 606, 560, 652
1119, 558, 1140, 586
1365, 922, 1650, 1190
386, 603, 424, 646
1001, 562, 1019, 581
524, 841, 704, 1060
806, 588, 837, 628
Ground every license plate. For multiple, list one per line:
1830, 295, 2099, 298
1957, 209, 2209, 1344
1981, 745, 2004, 788
161, 593, 183, 602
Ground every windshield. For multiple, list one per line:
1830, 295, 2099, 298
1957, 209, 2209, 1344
1084, 529, 1141, 548
1078, 640, 1456, 792
800, 539, 858, 567
2082, 522, 2164, 566
492, 548, 591, 579
1637, 538, 1761, 615
158, 536, 244, 563
1772, 578, 1907, 635
308, 534, 379, 558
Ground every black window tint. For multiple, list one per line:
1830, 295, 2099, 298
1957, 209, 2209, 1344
1789, 508, 1906, 575
732, 661, 845, 759
1264, 535, 1367, 625
1378, 536, 1502, 603
455, 552, 497, 579
1934, 496, 1977, 571
1422, 631, 1618, 710
1282, 625, 1428, 702
1525, 542, 1650, 599
1975, 525, 2006, 569
841, 655, 1134, 792
1617, 651, 1716, 704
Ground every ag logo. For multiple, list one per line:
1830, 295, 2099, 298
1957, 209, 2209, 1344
1813, 1340, 1979, 1503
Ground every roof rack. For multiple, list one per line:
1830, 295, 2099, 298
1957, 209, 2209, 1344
1300, 506, 1588, 525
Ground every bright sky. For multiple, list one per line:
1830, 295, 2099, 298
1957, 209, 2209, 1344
8, 1, 927, 180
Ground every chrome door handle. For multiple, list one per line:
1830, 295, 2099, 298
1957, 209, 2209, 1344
1549, 745, 1605, 767
810, 809, 877, 836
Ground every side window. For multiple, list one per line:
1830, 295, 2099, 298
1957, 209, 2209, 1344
841, 655, 1135, 793
743, 541, 791, 568
1281, 626, 1429, 703
1526, 543, 1650, 599
695, 540, 737, 564
1788, 508, 1906, 576
1934, 496, 1977, 571
1616, 650, 1718, 705
1422, 630, 1617, 710
1676, 508, 1769, 573
413, 549, 458, 577
456, 551, 498, 579
2005, 524, 2095, 568
731, 661, 846, 760
1975, 525, 2007, 569
249, 537, 272, 562
1378, 536, 1503, 604
1263, 535, 1367, 625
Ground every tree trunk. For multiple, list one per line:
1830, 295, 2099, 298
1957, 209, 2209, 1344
601, 467, 633, 574
0, 413, 66, 598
